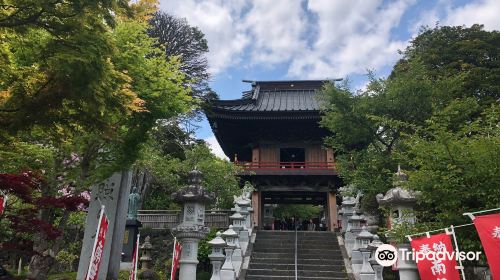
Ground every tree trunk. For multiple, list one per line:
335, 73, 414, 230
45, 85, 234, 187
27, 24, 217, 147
28, 230, 55, 280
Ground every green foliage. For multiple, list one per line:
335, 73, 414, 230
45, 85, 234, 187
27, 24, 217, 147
47, 271, 77, 280
321, 25, 500, 249
0, 1, 195, 278
55, 250, 78, 272
137, 139, 240, 209
197, 228, 218, 267
274, 204, 322, 220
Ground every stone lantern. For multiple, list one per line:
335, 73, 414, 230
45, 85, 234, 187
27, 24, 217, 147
352, 226, 373, 277
208, 232, 226, 280
172, 169, 215, 280
376, 166, 419, 280
376, 166, 418, 228
139, 236, 153, 269
340, 198, 356, 233
229, 212, 244, 277
367, 235, 385, 280
221, 225, 238, 280
345, 214, 365, 257
234, 195, 252, 240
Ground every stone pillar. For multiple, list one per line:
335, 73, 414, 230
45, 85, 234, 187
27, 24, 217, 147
327, 191, 338, 231
77, 171, 133, 280
221, 226, 237, 280
122, 219, 142, 263
172, 170, 215, 280
208, 232, 226, 280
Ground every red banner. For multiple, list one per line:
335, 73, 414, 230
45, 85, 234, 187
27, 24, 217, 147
473, 213, 500, 279
129, 234, 140, 280
86, 208, 109, 280
0, 195, 5, 215
410, 233, 460, 280
170, 238, 182, 280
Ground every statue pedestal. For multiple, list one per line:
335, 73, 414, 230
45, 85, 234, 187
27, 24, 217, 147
122, 219, 142, 262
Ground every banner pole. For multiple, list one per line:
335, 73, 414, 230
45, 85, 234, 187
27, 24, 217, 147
449, 225, 466, 280
406, 223, 473, 239
85, 205, 105, 280
170, 237, 177, 280
135, 233, 140, 280
463, 207, 500, 220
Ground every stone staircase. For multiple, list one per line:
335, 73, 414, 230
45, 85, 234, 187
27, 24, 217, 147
245, 231, 348, 280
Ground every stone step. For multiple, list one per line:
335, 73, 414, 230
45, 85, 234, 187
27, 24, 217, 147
251, 252, 344, 260
255, 239, 339, 244
246, 276, 348, 280
249, 263, 345, 271
252, 248, 342, 254
256, 237, 338, 244
246, 268, 347, 278
246, 231, 348, 280
249, 258, 345, 266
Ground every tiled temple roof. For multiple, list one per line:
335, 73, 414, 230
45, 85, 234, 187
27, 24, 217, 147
211, 80, 328, 113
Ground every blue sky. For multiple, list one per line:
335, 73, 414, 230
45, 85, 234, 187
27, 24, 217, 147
158, 0, 500, 158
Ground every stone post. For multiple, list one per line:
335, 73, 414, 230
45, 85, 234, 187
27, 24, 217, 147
172, 170, 215, 280
140, 236, 153, 269
367, 235, 385, 280
77, 171, 133, 280
221, 225, 237, 280
208, 232, 226, 280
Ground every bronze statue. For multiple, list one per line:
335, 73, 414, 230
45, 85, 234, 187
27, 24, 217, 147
127, 187, 141, 220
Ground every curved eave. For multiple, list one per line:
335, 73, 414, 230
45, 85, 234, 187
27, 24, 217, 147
206, 108, 322, 121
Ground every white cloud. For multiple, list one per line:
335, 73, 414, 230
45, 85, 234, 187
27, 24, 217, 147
159, 0, 250, 75
159, 0, 500, 81
443, 0, 500, 31
205, 136, 229, 160
242, 0, 307, 64
288, 0, 415, 79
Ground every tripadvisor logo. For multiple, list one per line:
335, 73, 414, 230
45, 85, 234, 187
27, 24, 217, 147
375, 244, 398, 267
374, 243, 482, 267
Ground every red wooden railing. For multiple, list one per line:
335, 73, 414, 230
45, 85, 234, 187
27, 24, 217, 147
235, 161, 335, 170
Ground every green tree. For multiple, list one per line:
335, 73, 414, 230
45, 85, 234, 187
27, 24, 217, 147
136, 138, 241, 210
321, 25, 500, 249
0, 1, 194, 278
148, 12, 214, 101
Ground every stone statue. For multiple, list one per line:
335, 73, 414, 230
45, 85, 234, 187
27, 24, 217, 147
127, 187, 141, 220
